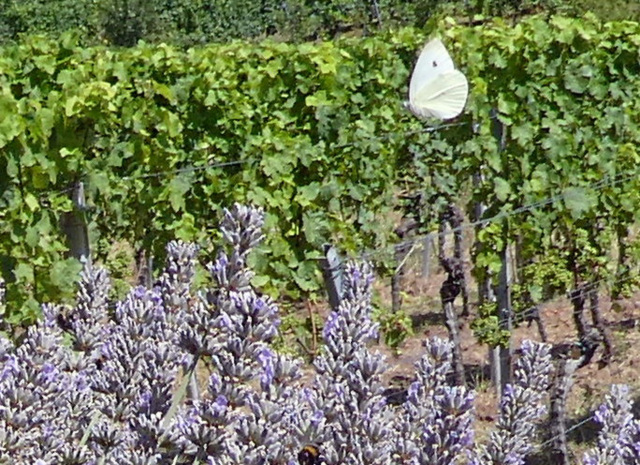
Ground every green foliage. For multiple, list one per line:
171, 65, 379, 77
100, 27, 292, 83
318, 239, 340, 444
406, 15, 640, 338
513, 250, 573, 306
373, 305, 414, 353
273, 308, 324, 359
3, 0, 640, 47
1, 0, 637, 46
0, 0, 574, 45
101, 241, 136, 301
98, 0, 159, 47
471, 301, 511, 347
4, 15, 640, 329
572, 0, 640, 22
0, 0, 95, 40
0, 31, 414, 321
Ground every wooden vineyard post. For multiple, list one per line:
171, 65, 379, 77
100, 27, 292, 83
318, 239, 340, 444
421, 233, 434, 278
490, 110, 513, 392
391, 243, 404, 314
473, 169, 500, 390
549, 356, 580, 465
320, 244, 343, 311
496, 239, 512, 389
60, 181, 91, 265
391, 219, 417, 313
0, 277, 4, 325
136, 249, 154, 288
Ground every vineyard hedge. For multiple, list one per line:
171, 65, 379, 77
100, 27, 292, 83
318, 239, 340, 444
3, 15, 640, 324
0, 0, 568, 45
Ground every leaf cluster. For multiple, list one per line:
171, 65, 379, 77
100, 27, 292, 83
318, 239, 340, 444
0, 31, 419, 322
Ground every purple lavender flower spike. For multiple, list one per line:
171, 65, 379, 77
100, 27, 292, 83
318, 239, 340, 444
208, 204, 265, 296
58, 262, 113, 363
393, 337, 470, 465
478, 340, 552, 465
157, 240, 199, 322
417, 385, 476, 465
583, 384, 640, 465
0, 303, 97, 463
167, 204, 304, 464
306, 260, 394, 465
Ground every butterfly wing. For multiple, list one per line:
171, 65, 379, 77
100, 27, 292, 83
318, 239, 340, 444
408, 69, 468, 120
409, 38, 455, 102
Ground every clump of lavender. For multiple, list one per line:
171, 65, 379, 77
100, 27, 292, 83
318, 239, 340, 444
309, 261, 395, 465
168, 204, 303, 465
0, 303, 96, 463
392, 337, 475, 465
65, 263, 111, 358
583, 384, 640, 465
158, 240, 200, 323
478, 340, 552, 465
0, 203, 636, 465
418, 385, 475, 465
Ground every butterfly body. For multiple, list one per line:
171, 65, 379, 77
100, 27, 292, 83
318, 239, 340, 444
407, 38, 469, 121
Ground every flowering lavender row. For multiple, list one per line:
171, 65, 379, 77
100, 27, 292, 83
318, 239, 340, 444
583, 384, 640, 465
0, 204, 635, 464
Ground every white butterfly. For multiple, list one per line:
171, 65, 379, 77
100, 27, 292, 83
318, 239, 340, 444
406, 38, 469, 121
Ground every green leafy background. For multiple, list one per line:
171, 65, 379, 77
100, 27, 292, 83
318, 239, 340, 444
3, 15, 640, 325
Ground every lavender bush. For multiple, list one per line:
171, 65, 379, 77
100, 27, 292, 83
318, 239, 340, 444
478, 340, 552, 465
0, 203, 636, 464
583, 384, 640, 465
